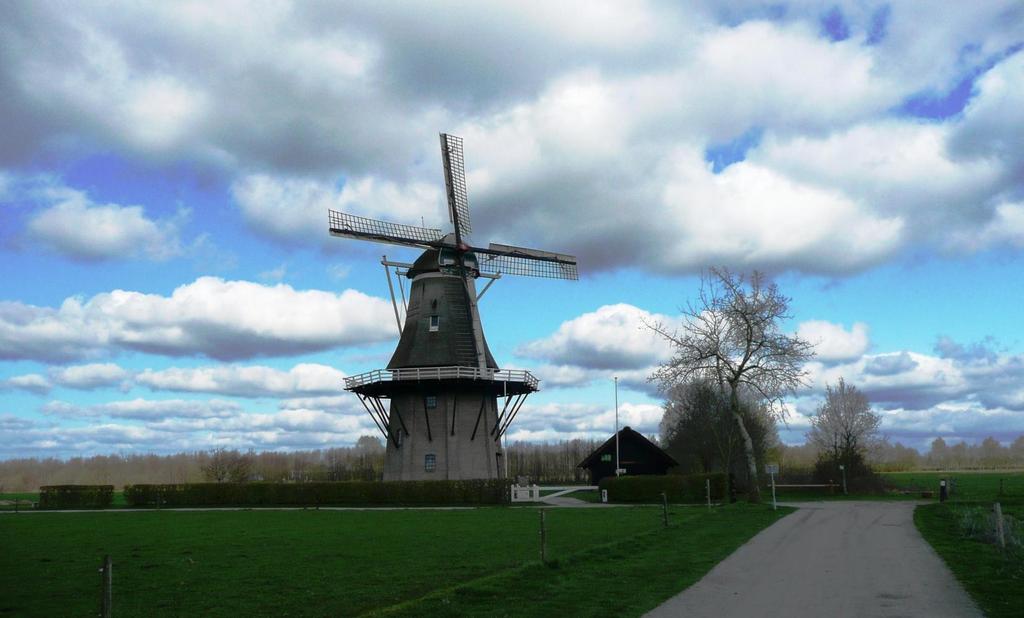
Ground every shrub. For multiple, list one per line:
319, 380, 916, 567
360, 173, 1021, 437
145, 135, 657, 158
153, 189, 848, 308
123, 479, 512, 507
38, 485, 114, 509
599, 473, 727, 503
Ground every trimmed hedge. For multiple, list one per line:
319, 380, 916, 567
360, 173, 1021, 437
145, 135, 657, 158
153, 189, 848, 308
38, 485, 114, 509
123, 479, 512, 507
599, 473, 728, 504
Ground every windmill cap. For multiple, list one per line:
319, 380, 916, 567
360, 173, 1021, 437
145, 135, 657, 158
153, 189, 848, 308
406, 248, 442, 278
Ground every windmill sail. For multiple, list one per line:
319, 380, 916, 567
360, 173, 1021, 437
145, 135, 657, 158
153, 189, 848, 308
440, 133, 472, 241
328, 210, 444, 248
476, 242, 578, 280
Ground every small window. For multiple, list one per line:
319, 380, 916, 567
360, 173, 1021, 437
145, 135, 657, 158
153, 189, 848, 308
425, 395, 437, 409
601, 454, 612, 462
429, 315, 439, 332
425, 454, 436, 472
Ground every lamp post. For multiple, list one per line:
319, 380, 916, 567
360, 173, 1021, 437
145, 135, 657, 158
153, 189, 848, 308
614, 376, 620, 476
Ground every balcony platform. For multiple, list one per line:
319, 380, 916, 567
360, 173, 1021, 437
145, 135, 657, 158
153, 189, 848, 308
344, 366, 539, 398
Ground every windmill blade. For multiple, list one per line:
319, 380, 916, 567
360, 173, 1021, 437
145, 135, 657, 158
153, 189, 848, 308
439, 133, 472, 240
328, 210, 444, 249
475, 243, 578, 280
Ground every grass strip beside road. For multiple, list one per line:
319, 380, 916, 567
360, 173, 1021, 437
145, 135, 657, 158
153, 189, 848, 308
914, 502, 1023, 618
372, 503, 792, 617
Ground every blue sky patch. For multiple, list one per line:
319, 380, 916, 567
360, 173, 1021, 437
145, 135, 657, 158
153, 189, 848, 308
704, 127, 764, 173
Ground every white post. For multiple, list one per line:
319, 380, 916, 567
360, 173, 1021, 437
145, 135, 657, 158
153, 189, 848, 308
771, 472, 777, 510
705, 478, 711, 510
614, 376, 620, 476
994, 502, 1006, 550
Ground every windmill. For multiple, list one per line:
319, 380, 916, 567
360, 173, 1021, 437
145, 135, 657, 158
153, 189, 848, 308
330, 134, 577, 480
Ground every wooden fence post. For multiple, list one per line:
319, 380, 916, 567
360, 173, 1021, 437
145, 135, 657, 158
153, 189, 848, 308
539, 510, 547, 564
99, 554, 112, 618
993, 502, 1006, 551
661, 492, 669, 528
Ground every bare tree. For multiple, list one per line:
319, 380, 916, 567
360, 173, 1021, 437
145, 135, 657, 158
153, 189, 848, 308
808, 378, 881, 468
649, 268, 813, 502
201, 449, 253, 483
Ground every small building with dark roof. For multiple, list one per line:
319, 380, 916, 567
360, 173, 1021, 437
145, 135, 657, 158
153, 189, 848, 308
577, 426, 678, 485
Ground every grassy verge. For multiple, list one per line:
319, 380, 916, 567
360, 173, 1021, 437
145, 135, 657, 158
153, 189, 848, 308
914, 502, 1023, 618
0, 504, 789, 616
372, 503, 790, 617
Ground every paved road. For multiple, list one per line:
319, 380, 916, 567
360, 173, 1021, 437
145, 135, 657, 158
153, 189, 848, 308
647, 501, 982, 618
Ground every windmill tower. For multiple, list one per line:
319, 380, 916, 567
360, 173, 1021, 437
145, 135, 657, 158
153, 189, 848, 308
329, 134, 577, 480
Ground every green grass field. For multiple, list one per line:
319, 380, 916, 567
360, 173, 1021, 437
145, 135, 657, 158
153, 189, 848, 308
0, 504, 790, 617
882, 470, 1024, 501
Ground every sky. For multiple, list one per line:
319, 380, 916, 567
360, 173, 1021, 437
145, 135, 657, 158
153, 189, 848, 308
1, 1, 1023, 459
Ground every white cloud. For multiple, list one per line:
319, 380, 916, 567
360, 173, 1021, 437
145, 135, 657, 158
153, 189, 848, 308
507, 401, 663, 442
136, 363, 346, 398
0, 276, 394, 361
43, 398, 242, 420
2, 373, 51, 394
517, 304, 673, 370
797, 320, 870, 363
2, 5, 1021, 275
25, 184, 184, 261
949, 38, 1024, 177
231, 174, 443, 247
50, 363, 129, 389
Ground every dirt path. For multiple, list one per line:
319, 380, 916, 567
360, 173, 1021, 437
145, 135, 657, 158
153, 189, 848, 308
646, 501, 981, 618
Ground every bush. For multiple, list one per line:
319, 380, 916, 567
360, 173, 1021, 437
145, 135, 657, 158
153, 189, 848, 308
123, 479, 512, 507
38, 485, 114, 509
599, 473, 727, 503
813, 451, 886, 494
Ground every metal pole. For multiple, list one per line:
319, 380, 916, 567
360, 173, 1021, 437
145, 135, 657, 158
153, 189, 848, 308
381, 255, 402, 336
614, 376, 620, 476
706, 478, 711, 510
99, 554, 112, 618
539, 510, 547, 563
395, 266, 407, 314
661, 492, 669, 528
771, 472, 777, 511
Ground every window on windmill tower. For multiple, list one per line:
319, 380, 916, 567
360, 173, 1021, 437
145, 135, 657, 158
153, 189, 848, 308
429, 315, 439, 332
425, 395, 437, 409
424, 453, 436, 472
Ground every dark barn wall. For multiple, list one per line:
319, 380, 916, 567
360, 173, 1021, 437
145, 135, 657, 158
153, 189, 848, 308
582, 431, 675, 485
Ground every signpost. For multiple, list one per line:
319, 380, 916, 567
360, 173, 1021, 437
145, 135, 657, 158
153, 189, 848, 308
614, 377, 621, 476
765, 463, 779, 510
838, 464, 847, 495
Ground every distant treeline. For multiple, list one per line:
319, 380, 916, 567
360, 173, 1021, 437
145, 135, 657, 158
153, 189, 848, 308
0, 436, 599, 491
1, 434, 1021, 492
778, 436, 1024, 473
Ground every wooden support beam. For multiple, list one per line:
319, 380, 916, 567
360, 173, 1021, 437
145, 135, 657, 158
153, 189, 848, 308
470, 396, 486, 441
423, 398, 432, 442
450, 393, 458, 436
356, 394, 388, 441
497, 393, 529, 440
391, 400, 409, 436
491, 393, 516, 436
